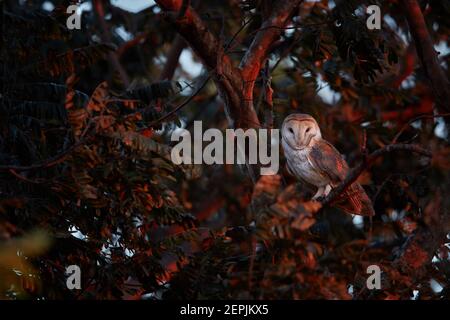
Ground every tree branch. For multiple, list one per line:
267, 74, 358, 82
401, 0, 450, 118
117, 32, 148, 57
159, 35, 186, 81
154, 0, 302, 129
392, 112, 450, 143
155, 0, 252, 127
155, 0, 229, 72
239, 0, 302, 100
321, 144, 432, 206
0, 139, 86, 172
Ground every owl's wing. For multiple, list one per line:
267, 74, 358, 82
308, 139, 349, 184
308, 140, 375, 216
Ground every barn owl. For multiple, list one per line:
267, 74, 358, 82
281, 113, 374, 216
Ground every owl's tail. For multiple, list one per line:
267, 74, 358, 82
335, 183, 375, 216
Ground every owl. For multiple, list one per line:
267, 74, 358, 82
281, 113, 374, 216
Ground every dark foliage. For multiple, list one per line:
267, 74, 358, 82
0, 0, 449, 300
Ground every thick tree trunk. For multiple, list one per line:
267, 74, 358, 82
154, 0, 303, 129
401, 0, 450, 119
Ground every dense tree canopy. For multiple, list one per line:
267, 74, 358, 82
0, 0, 449, 299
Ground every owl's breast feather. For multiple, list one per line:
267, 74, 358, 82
284, 145, 330, 187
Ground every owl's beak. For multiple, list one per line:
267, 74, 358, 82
299, 127, 313, 148
304, 132, 314, 147
283, 135, 306, 150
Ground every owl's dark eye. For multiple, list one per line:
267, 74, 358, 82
305, 127, 311, 133
288, 127, 294, 134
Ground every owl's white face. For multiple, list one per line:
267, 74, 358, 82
282, 115, 322, 150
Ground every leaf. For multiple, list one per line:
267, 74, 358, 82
27, 44, 115, 77
291, 213, 316, 231
124, 81, 181, 103
68, 108, 89, 137
81, 184, 98, 199
87, 82, 109, 112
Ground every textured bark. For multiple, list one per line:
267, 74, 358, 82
155, 0, 303, 129
401, 0, 450, 116
239, 0, 300, 100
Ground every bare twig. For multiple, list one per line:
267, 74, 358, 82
0, 139, 86, 172
145, 74, 212, 128
117, 32, 148, 57
392, 112, 450, 143
321, 144, 432, 206
8, 169, 46, 184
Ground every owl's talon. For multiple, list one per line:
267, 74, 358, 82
312, 187, 324, 200
311, 195, 325, 202
316, 196, 325, 202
